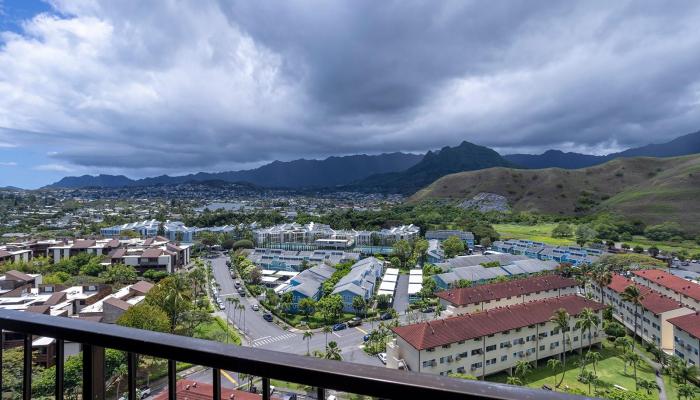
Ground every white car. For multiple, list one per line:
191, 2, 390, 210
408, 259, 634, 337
251, 304, 259, 311
377, 353, 387, 364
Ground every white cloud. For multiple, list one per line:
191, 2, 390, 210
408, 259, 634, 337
0, 1, 699, 177
33, 163, 72, 172
0, 161, 17, 167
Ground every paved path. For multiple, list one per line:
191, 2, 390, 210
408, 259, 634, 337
634, 348, 667, 400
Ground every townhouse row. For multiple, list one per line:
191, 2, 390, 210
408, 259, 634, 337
491, 239, 603, 266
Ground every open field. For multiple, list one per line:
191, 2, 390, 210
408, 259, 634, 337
486, 341, 659, 398
494, 223, 700, 254
194, 316, 242, 345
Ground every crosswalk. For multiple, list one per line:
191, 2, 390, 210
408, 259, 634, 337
250, 333, 297, 347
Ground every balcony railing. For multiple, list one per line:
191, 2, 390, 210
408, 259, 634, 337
0, 309, 585, 400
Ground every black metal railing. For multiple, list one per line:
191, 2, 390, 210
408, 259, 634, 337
0, 309, 589, 400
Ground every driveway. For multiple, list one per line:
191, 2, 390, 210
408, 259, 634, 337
392, 274, 409, 314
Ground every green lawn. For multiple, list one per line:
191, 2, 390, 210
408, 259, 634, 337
487, 341, 659, 398
194, 316, 242, 344
494, 223, 700, 254
272, 310, 358, 329
494, 223, 576, 246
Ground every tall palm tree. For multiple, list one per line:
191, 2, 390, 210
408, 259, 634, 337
621, 285, 645, 352
586, 351, 602, 376
550, 308, 571, 388
111, 363, 128, 398
546, 358, 561, 389
591, 267, 612, 306
322, 326, 332, 348
325, 341, 342, 361
164, 274, 191, 332
575, 307, 600, 353
626, 351, 641, 391
302, 330, 314, 355
238, 304, 245, 331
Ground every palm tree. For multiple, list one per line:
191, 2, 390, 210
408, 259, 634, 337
614, 336, 632, 352
325, 341, 342, 361
237, 304, 245, 331
111, 363, 128, 398
164, 274, 191, 332
626, 351, 641, 391
638, 379, 660, 395
514, 360, 532, 382
505, 376, 522, 386
550, 308, 571, 388
591, 267, 612, 306
586, 351, 601, 376
352, 296, 366, 318
620, 284, 644, 352
322, 325, 332, 348
302, 330, 314, 355
575, 307, 600, 353
546, 359, 561, 389
678, 383, 698, 400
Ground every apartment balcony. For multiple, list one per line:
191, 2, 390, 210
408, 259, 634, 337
0, 309, 584, 400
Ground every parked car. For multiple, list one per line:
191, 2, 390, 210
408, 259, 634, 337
380, 312, 393, 321
262, 313, 273, 322
347, 317, 362, 327
377, 353, 387, 364
332, 323, 347, 331
218, 302, 225, 310
363, 334, 371, 342
251, 304, 259, 311
422, 307, 435, 313
235, 281, 241, 288
139, 387, 151, 399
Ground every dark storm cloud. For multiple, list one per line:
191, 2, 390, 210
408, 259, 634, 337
1, 0, 700, 176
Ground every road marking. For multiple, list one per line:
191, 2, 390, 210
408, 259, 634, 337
221, 370, 238, 385
333, 331, 342, 338
355, 326, 368, 335
251, 333, 297, 347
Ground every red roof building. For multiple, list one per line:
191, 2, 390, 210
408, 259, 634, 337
633, 269, 700, 304
435, 275, 578, 307
668, 312, 700, 339
607, 274, 685, 314
392, 295, 603, 350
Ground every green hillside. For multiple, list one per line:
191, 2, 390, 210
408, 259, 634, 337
410, 154, 700, 232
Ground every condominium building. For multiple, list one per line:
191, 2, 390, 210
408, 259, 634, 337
253, 222, 338, 247
632, 269, 700, 311
386, 295, 604, 376
436, 275, 579, 316
491, 240, 603, 266
425, 230, 475, 249
331, 257, 383, 312
594, 274, 694, 352
0, 246, 32, 265
246, 248, 359, 272
355, 224, 420, 246
100, 219, 160, 237
668, 312, 700, 366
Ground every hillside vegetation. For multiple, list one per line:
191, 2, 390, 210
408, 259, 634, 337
410, 154, 700, 232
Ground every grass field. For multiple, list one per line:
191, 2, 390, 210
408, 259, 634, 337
487, 341, 658, 398
194, 316, 242, 344
494, 223, 700, 254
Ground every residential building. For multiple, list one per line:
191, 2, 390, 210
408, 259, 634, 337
426, 239, 444, 263
386, 295, 604, 377
594, 274, 694, 352
355, 224, 420, 247
425, 230, 475, 249
408, 269, 423, 303
632, 269, 700, 311
432, 255, 558, 289
491, 240, 602, 266
0, 246, 32, 264
100, 219, 160, 237
283, 264, 336, 307
668, 312, 700, 366
332, 257, 383, 312
78, 280, 154, 323
437, 275, 579, 316
247, 248, 359, 272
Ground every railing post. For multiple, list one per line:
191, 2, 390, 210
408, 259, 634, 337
168, 359, 176, 400
0, 330, 3, 393
82, 344, 105, 400
127, 352, 137, 400
213, 368, 221, 399
55, 339, 64, 400
22, 334, 31, 400
317, 386, 325, 400
262, 377, 270, 400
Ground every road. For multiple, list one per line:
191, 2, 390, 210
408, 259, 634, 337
209, 255, 382, 365
392, 274, 409, 314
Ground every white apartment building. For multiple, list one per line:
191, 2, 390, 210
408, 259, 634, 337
355, 224, 420, 246
387, 295, 604, 377
668, 312, 700, 366
594, 274, 694, 352
632, 269, 700, 311
436, 275, 579, 316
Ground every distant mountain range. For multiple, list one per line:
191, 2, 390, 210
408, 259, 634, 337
347, 141, 515, 193
504, 130, 700, 169
44, 152, 423, 189
44, 129, 700, 192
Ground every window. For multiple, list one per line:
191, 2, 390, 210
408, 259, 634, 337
486, 345, 496, 352
471, 348, 483, 356
442, 344, 451, 349
501, 355, 508, 362
539, 345, 545, 351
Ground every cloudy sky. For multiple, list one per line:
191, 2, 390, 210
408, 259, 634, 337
1, 0, 700, 188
